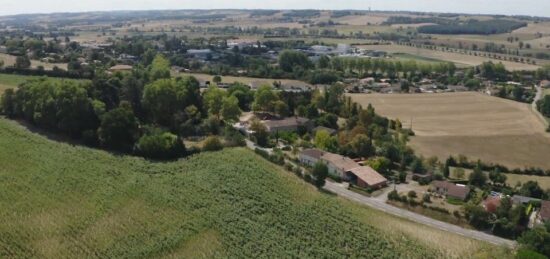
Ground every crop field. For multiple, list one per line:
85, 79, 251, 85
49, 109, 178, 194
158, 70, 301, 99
0, 54, 68, 70
0, 118, 506, 258
356, 44, 542, 71
0, 74, 86, 94
450, 167, 550, 189
175, 72, 311, 88
349, 92, 550, 169
391, 53, 462, 66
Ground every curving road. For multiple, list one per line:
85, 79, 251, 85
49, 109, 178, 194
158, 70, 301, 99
323, 181, 516, 248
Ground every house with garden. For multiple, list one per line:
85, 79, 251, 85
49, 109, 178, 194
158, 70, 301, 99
431, 181, 470, 201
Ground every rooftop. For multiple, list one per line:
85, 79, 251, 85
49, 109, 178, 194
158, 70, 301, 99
321, 152, 360, 172
264, 117, 310, 129
300, 149, 325, 160
347, 166, 387, 187
432, 181, 470, 200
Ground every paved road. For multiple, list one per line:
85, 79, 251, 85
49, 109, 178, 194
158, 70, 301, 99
323, 181, 516, 248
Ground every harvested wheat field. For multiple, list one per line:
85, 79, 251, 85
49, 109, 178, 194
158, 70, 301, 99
349, 92, 550, 169
356, 44, 541, 71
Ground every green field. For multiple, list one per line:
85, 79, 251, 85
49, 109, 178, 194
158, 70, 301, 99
450, 167, 550, 189
391, 53, 458, 65
0, 74, 85, 94
0, 118, 505, 258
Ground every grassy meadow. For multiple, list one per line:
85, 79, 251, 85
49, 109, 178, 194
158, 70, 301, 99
0, 74, 86, 94
0, 118, 507, 258
451, 167, 550, 189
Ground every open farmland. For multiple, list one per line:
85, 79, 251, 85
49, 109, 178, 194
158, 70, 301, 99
0, 118, 504, 258
0, 54, 68, 71
349, 92, 550, 169
175, 72, 311, 87
450, 167, 550, 189
0, 74, 87, 94
357, 44, 542, 71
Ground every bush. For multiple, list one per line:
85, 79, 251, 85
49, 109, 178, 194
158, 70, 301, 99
202, 136, 224, 152
388, 190, 400, 201
422, 193, 431, 203
136, 130, 186, 159
408, 191, 417, 198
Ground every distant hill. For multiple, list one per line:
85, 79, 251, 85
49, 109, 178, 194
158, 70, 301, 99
0, 118, 503, 258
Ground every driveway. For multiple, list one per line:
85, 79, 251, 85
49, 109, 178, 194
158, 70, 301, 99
323, 181, 516, 248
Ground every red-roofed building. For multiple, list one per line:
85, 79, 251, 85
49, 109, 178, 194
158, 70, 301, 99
346, 166, 387, 189
483, 196, 502, 213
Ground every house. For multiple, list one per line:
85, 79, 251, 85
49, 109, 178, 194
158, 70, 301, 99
319, 152, 360, 179
263, 117, 313, 133
541, 80, 550, 89
432, 181, 470, 201
346, 166, 387, 189
0, 46, 7, 54
299, 149, 325, 167
512, 195, 541, 205
312, 126, 337, 136
483, 196, 502, 213
187, 49, 212, 60
538, 200, 550, 223
109, 65, 133, 73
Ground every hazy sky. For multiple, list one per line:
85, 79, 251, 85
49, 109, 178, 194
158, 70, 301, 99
2, 0, 550, 17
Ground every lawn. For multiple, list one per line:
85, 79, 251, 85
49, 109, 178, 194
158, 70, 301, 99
391, 53, 458, 66
450, 167, 550, 189
0, 74, 86, 94
0, 118, 504, 258
0, 54, 68, 70
349, 92, 550, 169
175, 72, 311, 88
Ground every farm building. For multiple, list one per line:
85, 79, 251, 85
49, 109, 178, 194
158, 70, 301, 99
263, 117, 313, 133
299, 149, 325, 167
319, 152, 360, 179
312, 126, 337, 136
346, 166, 387, 189
298, 149, 387, 189
432, 181, 470, 201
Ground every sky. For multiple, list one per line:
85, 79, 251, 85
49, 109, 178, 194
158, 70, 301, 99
2, 0, 550, 17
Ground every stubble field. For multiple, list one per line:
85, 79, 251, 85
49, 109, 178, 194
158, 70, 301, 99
349, 92, 550, 169
357, 44, 542, 71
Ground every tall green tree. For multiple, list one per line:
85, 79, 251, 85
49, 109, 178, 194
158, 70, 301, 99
149, 54, 171, 81
312, 161, 329, 188
221, 95, 242, 122
98, 103, 139, 151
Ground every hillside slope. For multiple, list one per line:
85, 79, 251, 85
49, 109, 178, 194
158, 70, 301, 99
0, 118, 505, 258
